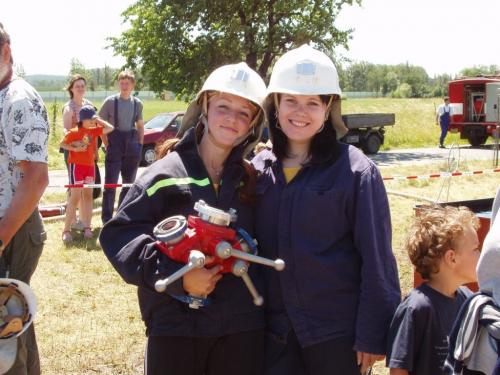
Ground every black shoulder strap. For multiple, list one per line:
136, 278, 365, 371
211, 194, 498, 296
114, 95, 119, 129
132, 97, 137, 128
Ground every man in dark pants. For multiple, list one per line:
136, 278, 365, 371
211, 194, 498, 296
436, 96, 453, 148
99, 70, 144, 223
0, 22, 49, 374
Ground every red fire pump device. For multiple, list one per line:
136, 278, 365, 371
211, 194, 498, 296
153, 200, 285, 307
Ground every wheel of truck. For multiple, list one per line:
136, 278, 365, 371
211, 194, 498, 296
141, 145, 157, 166
467, 134, 488, 147
361, 133, 382, 154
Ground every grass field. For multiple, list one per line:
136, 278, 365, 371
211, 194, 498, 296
32, 158, 500, 374
48, 97, 465, 170
342, 97, 467, 150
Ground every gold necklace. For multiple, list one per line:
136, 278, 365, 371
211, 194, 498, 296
209, 161, 224, 177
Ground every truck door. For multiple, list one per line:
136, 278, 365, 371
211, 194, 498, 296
486, 83, 500, 122
470, 92, 485, 122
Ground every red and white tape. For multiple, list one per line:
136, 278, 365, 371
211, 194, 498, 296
66, 183, 134, 188
46, 183, 135, 189
45, 168, 500, 189
382, 168, 500, 181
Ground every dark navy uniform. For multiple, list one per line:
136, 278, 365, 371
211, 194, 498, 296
252, 144, 401, 374
99, 128, 264, 374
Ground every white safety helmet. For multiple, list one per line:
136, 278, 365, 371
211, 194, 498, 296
267, 44, 348, 138
0, 279, 37, 375
179, 62, 267, 155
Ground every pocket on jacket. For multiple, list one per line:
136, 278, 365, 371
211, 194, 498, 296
291, 187, 348, 251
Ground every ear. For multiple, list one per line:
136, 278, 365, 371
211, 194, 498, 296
443, 249, 457, 268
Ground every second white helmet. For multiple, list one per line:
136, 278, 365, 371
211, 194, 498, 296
267, 44, 348, 139
267, 44, 342, 97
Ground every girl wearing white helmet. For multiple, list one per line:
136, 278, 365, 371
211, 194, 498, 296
100, 62, 267, 375
252, 45, 401, 375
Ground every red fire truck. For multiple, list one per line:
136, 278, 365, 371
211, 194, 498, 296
448, 76, 500, 146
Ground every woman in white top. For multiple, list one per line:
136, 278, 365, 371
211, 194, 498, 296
61, 75, 95, 239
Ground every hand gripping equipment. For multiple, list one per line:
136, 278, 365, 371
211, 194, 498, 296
153, 200, 285, 307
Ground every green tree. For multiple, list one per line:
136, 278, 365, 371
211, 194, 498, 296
342, 61, 374, 91
110, 0, 362, 99
392, 82, 412, 98
383, 71, 398, 95
103, 64, 113, 91
68, 58, 96, 90
69, 58, 88, 77
459, 64, 499, 77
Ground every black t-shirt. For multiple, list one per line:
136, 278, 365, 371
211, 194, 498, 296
386, 283, 471, 375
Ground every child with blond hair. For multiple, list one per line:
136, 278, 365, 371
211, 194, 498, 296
387, 205, 480, 375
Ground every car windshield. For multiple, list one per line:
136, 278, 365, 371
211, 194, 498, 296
145, 114, 175, 130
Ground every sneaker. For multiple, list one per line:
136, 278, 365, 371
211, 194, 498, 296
83, 227, 94, 239
62, 231, 73, 244
439, 144, 446, 149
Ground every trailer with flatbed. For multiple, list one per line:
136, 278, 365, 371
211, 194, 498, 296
340, 113, 396, 154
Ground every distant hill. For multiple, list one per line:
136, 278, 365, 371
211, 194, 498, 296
25, 74, 67, 91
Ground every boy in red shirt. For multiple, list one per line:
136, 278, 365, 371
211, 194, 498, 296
60, 105, 114, 242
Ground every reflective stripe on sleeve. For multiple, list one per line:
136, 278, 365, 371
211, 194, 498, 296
146, 177, 210, 196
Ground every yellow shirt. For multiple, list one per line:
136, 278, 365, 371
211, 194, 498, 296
283, 167, 301, 183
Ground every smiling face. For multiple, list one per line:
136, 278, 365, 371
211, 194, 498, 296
277, 94, 328, 146
205, 92, 256, 148
70, 78, 86, 99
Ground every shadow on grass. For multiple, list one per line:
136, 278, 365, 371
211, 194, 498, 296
63, 227, 103, 251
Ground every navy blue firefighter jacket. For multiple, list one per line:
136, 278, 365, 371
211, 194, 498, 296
99, 127, 265, 337
252, 143, 401, 354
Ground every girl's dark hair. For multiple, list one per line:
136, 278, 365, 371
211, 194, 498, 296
66, 74, 86, 99
268, 94, 340, 165
156, 125, 257, 205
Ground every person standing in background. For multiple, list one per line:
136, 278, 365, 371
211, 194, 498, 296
0, 21, 49, 374
436, 96, 453, 148
99, 70, 144, 223
61, 74, 98, 230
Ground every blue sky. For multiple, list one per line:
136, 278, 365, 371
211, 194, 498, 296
2, 0, 499, 77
